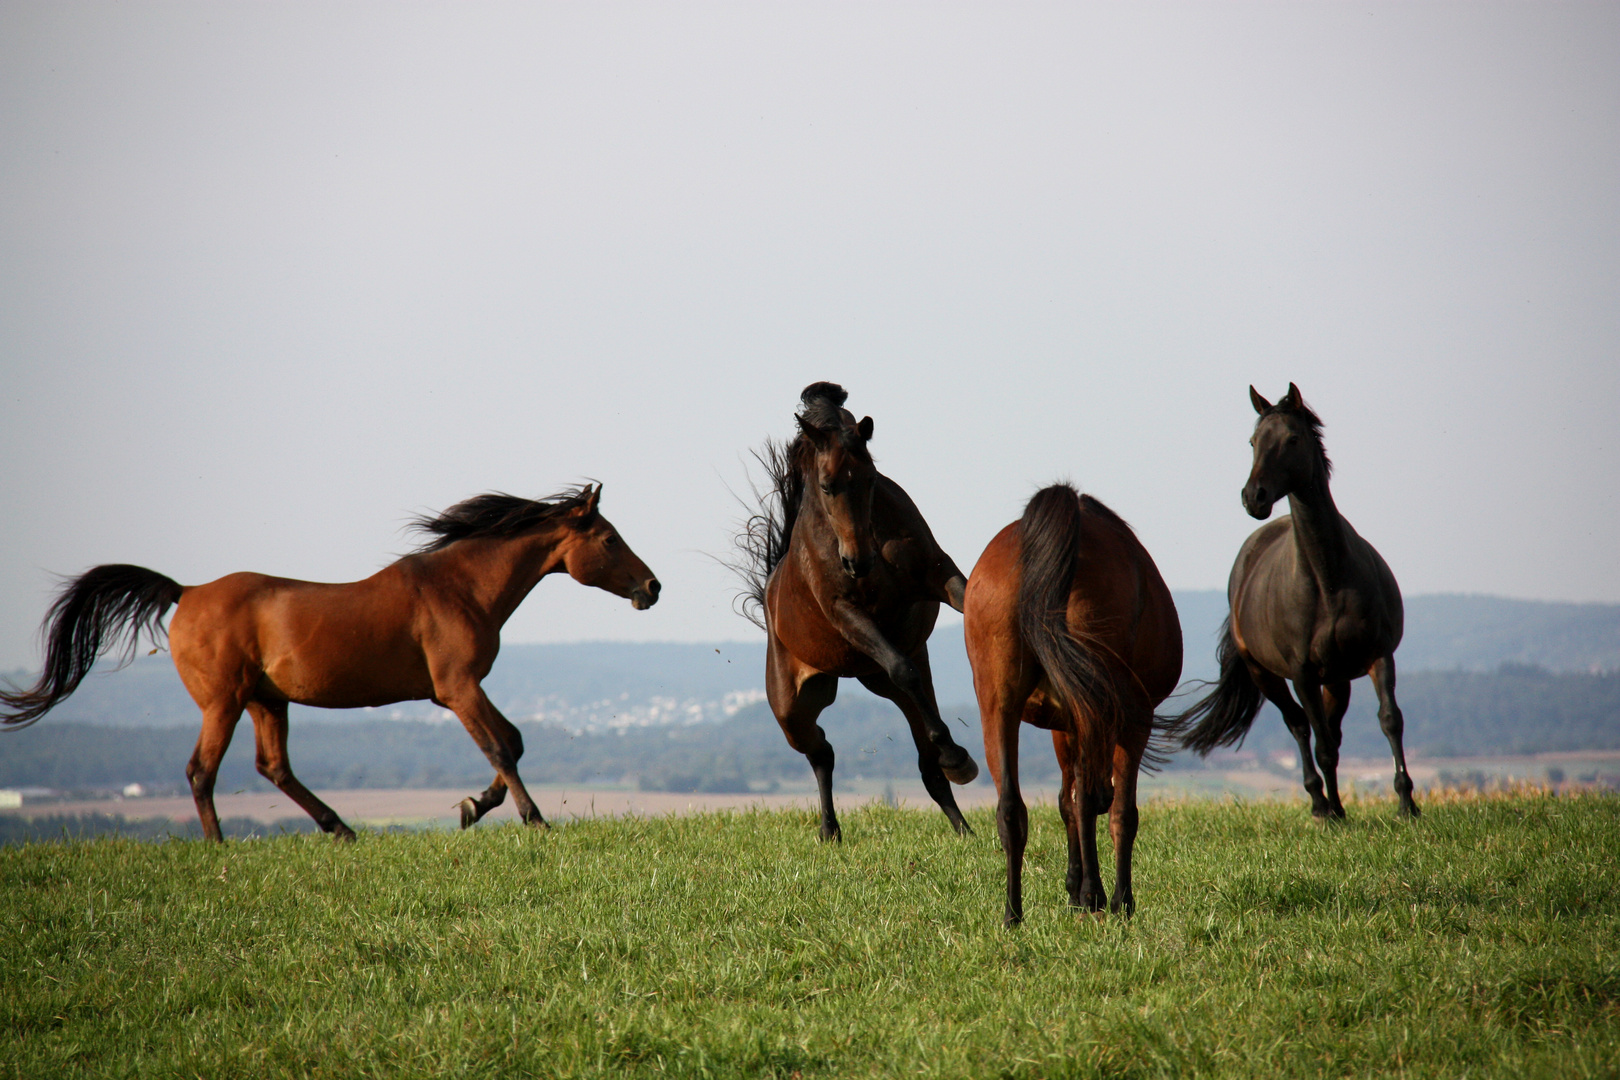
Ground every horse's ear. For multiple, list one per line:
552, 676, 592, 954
1250, 386, 1271, 414
857, 415, 874, 441
796, 414, 830, 447
1283, 382, 1303, 409
577, 484, 601, 519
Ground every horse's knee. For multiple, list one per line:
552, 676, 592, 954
887, 658, 923, 695
1379, 706, 1405, 738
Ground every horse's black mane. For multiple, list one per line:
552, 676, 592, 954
409, 486, 594, 553
731, 382, 870, 630
1264, 394, 1333, 479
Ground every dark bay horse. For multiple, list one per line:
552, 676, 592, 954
1174, 384, 1418, 819
735, 382, 979, 841
965, 484, 1182, 925
0, 485, 660, 840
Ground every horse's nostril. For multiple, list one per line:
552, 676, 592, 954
646, 579, 661, 597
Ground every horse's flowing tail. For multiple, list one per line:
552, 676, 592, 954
1017, 484, 1123, 796
0, 565, 183, 729
1169, 615, 1265, 754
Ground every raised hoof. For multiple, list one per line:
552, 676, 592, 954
939, 749, 979, 786
457, 798, 479, 829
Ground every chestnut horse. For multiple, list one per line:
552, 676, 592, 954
735, 382, 979, 841
1173, 384, 1418, 819
0, 485, 660, 840
965, 484, 1182, 926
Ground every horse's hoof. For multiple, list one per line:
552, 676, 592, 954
940, 750, 979, 785
333, 824, 357, 843
819, 823, 842, 843
1400, 802, 1421, 820
952, 817, 975, 838
458, 798, 479, 829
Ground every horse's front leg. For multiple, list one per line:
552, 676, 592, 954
828, 600, 978, 784
438, 682, 548, 829
1252, 667, 1332, 817
1368, 656, 1420, 818
1294, 672, 1345, 819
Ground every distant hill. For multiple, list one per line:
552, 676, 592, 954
4, 592, 1618, 728
2, 594, 1615, 784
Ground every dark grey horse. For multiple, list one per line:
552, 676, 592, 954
1174, 384, 1418, 819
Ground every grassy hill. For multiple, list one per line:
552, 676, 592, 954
2, 794, 1616, 1078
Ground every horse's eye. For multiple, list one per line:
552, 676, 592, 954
821, 483, 835, 496
1286, 434, 1299, 446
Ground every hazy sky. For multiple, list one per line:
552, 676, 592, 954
2, 3, 1616, 672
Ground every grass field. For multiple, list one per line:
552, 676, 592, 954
2, 792, 1617, 1079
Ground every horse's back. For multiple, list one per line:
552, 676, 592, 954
169, 569, 435, 709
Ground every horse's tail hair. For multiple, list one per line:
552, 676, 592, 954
1167, 615, 1265, 755
0, 565, 183, 730
1017, 483, 1124, 798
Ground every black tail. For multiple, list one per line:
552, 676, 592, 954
1017, 484, 1123, 795
0, 565, 183, 729
1169, 615, 1265, 754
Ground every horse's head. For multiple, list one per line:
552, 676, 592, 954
796, 382, 879, 579
1243, 383, 1331, 519
559, 485, 661, 609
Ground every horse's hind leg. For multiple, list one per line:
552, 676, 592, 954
1055, 728, 1108, 912
246, 700, 355, 841
1107, 720, 1151, 916
857, 664, 972, 837
1369, 656, 1420, 818
768, 643, 841, 841
1252, 667, 1333, 817
186, 704, 244, 843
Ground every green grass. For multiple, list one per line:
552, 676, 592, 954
3, 794, 1617, 1079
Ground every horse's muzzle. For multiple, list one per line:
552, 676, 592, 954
1242, 484, 1274, 520
631, 578, 661, 610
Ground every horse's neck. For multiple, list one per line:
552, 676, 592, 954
1286, 478, 1353, 596
434, 529, 569, 627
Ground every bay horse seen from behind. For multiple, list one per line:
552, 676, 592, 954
0, 484, 660, 840
1173, 384, 1418, 819
736, 382, 979, 841
965, 484, 1182, 926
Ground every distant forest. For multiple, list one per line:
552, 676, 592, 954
4, 663, 1617, 795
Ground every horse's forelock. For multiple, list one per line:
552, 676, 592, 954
1261, 397, 1331, 478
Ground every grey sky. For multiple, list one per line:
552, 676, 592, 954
2, 3, 1617, 672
